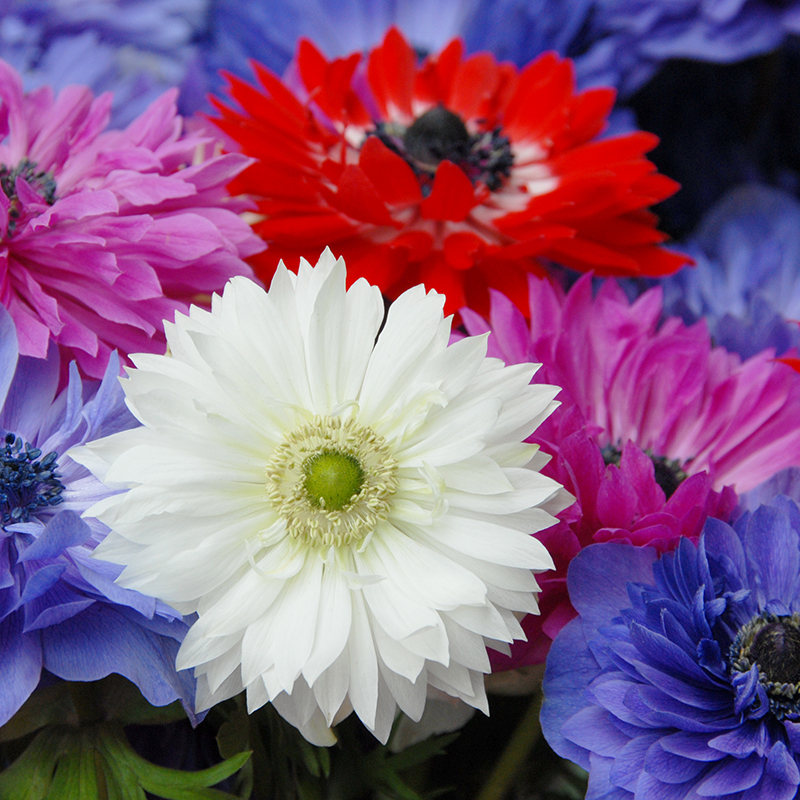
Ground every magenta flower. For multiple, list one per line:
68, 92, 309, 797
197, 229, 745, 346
0, 59, 264, 378
460, 274, 800, 667
491, 406, 736, 669
462, 274, 800, 494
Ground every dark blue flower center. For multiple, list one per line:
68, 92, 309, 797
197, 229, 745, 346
371, 105, 514, 195
731, 612, 800, 720
602, 445, 688, 499
0, 159, 57, 236
0, 433, 64, 525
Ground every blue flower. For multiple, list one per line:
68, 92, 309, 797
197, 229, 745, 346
542, 496, 800, 800
196, 0, 613, 112
589, 0, 800, 96
661, 184, 800, 359
0, 0, 208, 127
0, 307, 195, 728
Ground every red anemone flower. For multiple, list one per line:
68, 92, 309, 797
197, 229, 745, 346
212, 28, 689, 315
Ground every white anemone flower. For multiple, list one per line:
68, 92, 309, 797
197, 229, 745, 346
71, 249, 571, 745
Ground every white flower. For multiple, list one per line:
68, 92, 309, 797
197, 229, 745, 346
72, 249, 570, 745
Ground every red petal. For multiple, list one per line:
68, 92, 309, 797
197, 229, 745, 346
250, 61, 308, 119
419, 161, 477, 221
297, 39, 328, 93
358, 136, 422, 205
388, 231, 433, 262
322, 164, 396, 226
444, 232, 486, 270
450, 53, 500, 120
778, 357, 800, 374
557, 88, 616, 151
415, 38, 464, 105
368, 27, 416, 120
258, 212, 357, 245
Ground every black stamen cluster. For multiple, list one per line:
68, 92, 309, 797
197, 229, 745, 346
0, 432, 64, 525
731, 612, 800, 720
601, 444, 688, 499
0, 158, 57, 235
371, 105, 514, 196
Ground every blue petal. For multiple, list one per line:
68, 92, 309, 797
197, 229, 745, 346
743, 504, 800, 609
0, 305, 19, 413
23, 580, 95, 632
567, 543, 658, 635
766, 741, 800, 784
633, 769, 704, 800
0, 346, 59, 444
644, 740, 707, 783
41, 602, 194, 711
18, 512, 92, 562
560, 705, 631, 757
695, 752, 764, 796
19, 562, 67, 605
0, 610, 42, 727
708, 720, 770, 758
660, 730, 727, 762
609, 733, 663, 791
541, 616, 600, 769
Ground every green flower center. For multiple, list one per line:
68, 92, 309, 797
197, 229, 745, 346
303, 449, 365, 510
265, 415, 398, 548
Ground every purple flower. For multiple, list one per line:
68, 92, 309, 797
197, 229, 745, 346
0, 0, 209, 127
661, 184, 800, 359
0, 305, 194, 728
542, 495, 800, 800
0, 59, 264, 379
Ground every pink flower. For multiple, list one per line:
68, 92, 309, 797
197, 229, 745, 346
462, 273, 800, 493
0, 60, 264, 378
460, 274, 800, 666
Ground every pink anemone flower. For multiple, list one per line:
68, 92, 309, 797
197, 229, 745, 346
463, 273, 800, 494
0, 60, 264, 378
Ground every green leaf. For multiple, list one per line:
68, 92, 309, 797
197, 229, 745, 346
383, 734, 459, 773
97, 722, 250, 800
97, 676, 189, 727
0, 727, 66, 800
0, 684, 77, 743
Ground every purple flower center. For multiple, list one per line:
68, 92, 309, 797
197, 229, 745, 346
731, 612, 800, 720
371, 105, 514, 194
0, 159, 57, 236
0, 433, 64, 526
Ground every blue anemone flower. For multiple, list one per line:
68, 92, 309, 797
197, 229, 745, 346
589, 0, 800, 96
542, 496, 800, 800
0, 0, 208, 127
0, 307, 195, 728
661, 184, 800, 359
196, 0, 612, 113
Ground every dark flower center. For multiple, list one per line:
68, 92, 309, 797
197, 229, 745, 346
0, 433, 64, 525
0, 158, 57, 236
601, 445, 687, 498
731, 613, 800, 719
371, 105, 514, 195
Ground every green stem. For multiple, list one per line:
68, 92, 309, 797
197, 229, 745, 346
474, 691, 542, 800
69, 681, 104, 726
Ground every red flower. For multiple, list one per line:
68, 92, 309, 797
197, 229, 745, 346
212, 28, 689, 315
